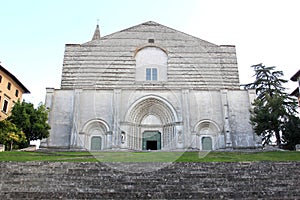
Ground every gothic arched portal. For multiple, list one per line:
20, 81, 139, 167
123, 95, 179, 150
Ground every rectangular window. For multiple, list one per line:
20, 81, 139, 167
2, 99, 8, 113
15, 89, 19, 97
152, 68, 157, 81
146, 68, 158, 81
146, 68, 152, 81
148, 39, 155, 43
7, 82, 11, 90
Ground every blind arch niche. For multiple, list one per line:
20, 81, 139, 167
134, 46, 168, 82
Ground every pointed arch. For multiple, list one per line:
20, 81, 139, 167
125, 95, 178, 124
123, 95, 179, 150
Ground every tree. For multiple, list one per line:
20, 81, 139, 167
8, 101, 50, 147
0, 120, 26, 150
282, 115, 300, 150
244, 63, 299, 147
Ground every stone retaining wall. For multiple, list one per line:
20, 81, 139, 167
0, 161, 299, 199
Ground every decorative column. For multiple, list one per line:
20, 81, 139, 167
221, 90, 232, 148
181, 89, 190, 148
112, 89, 121, 149
106, 131, 113, 149
70, 89, 82, 148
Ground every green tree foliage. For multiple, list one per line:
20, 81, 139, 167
8, 101, 50, 147
244, 64, 300, 148
282, 115, 300, 150
0, 120, 26, 150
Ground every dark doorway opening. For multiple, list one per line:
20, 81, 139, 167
142, 131, 161, 150
146, 140, 158, 150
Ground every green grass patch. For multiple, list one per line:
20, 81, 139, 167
0, 151, 299, 162
0, 151, 97, 162
176, 151, 300, 162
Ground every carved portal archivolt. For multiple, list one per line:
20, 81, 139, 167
79, 119, 111, 150
122, 96, 180, 150
194, 120, 223, 150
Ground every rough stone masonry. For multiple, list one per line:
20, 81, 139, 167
0, 161, 299, 199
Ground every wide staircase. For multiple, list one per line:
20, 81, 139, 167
0, 161, 299, 199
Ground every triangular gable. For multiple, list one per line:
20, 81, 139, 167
83, 21, 217, 47
62, 21, 239, 90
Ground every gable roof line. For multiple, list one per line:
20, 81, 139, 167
290, 87, 299, 97
83, 21, 219, 46
0, 65, 30, 93
291, 69, 300, 81
140, 21, 218, 46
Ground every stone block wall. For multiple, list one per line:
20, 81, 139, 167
0, 161, 299, 199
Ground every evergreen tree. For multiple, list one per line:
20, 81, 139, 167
8, 101, 50, 147
282, 115, 300, 150
244, 64, 299, 147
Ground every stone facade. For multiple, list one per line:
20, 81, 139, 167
42, 21, 261, 150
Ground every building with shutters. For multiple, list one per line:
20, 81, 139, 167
41, 21, 261, 150
290, 69, 300, 107
0, 64, 30, 120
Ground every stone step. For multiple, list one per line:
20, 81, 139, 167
0, 161, 299, 199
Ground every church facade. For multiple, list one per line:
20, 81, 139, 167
42, 21, 261, 151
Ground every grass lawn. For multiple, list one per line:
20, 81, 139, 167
0, 150, 299, 162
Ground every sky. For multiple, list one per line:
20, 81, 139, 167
0, 0, 299, 106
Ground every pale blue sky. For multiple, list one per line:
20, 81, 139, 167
1, 0, 299, 105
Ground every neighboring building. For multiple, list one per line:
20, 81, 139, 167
0, 64, 30, 120
42, 21, 261, 151
0, 144, 4, 152
290, 69, 300, 106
